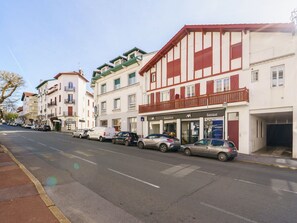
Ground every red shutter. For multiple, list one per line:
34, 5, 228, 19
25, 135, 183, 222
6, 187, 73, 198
150, 93, 154, 105
195, 83, 200, 96
167, 61, 174, 78
174, 59, 181, 76
194, 47, 213, 71
207, 80, 214, 94
156, 92, 160, 103
230, 74, 239, 90
170, 89, 175, 100
231, 43, 242, 60
180, 86, 185, 99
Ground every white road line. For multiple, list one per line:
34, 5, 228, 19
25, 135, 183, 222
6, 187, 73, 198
27, 138, 35, 142
200, 202, 258, 223
279, 189, 297, 195
37, 142, 46, 146
196, 170, 216, 176
108, 168, 160, 189
234, 179, 257, 185
2, 133, 7, 135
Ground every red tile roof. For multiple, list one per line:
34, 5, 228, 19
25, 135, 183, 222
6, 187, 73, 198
54, 71, 89, 82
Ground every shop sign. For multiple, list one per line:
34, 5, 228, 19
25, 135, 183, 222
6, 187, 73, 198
65, 119, 76, 124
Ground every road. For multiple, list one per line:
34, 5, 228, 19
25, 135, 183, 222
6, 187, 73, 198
0, 125, 297, 223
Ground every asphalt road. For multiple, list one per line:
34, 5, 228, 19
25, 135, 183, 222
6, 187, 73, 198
1, 125, 297, 223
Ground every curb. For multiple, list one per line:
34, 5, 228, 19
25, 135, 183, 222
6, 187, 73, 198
237, 159, 297, 170
1, 145, 71, 223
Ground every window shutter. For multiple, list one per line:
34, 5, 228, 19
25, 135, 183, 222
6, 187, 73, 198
180, 86, 185, 99
207, 80, 214, 94
195, 83, 200, 96
156, 92, 160, 103
170, 89, 175, 100
230, 74, 239, 90
150, 93, 154, 105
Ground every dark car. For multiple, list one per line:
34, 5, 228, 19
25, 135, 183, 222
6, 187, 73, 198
38, 125, 51, 131
181, 138, 238, 161
112, 131, 139, 146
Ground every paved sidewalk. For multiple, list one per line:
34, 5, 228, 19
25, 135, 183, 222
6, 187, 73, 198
0, 146, 69, 223
237, 153, 297, 170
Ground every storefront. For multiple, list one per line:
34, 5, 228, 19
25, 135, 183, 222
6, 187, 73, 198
147, 109, 225, 144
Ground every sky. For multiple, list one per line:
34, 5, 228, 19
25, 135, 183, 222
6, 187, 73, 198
0, 0, 296, 99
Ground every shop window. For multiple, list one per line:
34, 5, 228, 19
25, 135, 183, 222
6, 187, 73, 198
181, 121, 199, 144
204, 118, 223, 139
112, 119, 121, 131
251, 70, 259, 82
271, 65, 284, 87
100, 120, 107, 127
128, 117, 137, 132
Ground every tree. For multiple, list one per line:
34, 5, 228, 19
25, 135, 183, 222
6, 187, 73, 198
0, 71, 24, 105
4, 112, 18, 122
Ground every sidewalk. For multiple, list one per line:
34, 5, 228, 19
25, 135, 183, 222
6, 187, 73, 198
237, 153, 297, 170
0, 146, 70, 223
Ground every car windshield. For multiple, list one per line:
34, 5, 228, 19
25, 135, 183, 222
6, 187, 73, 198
228, 142, 235, 148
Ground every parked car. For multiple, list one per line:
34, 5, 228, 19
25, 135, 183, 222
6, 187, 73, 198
112, 131, 139, 146
73, 129, 89, 138
137, 134, 180, 152
87, 127, 116, 141
38, 125, 51, 131
181, 138, 238, 162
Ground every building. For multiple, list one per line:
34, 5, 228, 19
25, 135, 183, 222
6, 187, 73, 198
92, 47, 155, 135
138, 23, 297, 158
20, 92, 38, 124
36, 70, 94, 131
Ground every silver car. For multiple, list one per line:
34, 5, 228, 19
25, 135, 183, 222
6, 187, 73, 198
138, 134, 180, 152
181, 138, 238, 161
72, 129, 89, 138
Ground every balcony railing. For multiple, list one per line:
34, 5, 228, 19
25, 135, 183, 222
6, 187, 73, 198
63, 112, 77, 117
64, 99, 75, 104
139, 88, 249, 113
64, 86, 75, 92
48, 101, 57, 107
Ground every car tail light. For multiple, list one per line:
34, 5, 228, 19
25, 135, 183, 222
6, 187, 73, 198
227, 148, 233, 153
167, 138, 174, 143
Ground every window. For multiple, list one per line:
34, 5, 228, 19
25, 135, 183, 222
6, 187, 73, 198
128, 73, 136, 85
112, 119, 121, 131
114, 78, 120, 90
128, 117, 137, 132
150, 72, 156, 83
215, 78, 230, 92
186, 85, 195, 97
129, 53, 135, 60
114, 98, 120, 110
59, 83, 61, 90
101, 84, 106, 94
59, 95, 61, 102
88, 110, 90, 117
59, 107, 61, 114
114, 60, 121, 66
88, 100, 90, 106
251, 70, 259, 82
68, 94, 73, 102
161, 91, 169, 102
147, 94, 151, 104
68, 82, 74, 89
100, 120, 107, 127
101, 101, 106, 113
128, 94, 136, 109
271, 65, 284, 87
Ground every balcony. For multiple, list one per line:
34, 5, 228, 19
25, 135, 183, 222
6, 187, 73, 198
64, 99, 75, 104
139, 88, 249, 113
47, 113, 57, 118
63, 112, 77, 117
64, 86, 75, 92
48, 101, 57, 107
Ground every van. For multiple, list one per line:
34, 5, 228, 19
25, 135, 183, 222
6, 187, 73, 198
87, 127, 116, 141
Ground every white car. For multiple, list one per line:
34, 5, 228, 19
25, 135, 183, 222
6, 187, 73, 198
87, 127, 116, 142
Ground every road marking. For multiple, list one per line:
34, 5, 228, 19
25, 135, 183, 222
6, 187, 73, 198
71, 154, 97, 165
75, 150, 93, 157
29, 167, 41, 171
38, 142, 46, 146
279, 189, 297, 195
108, 168, 160, 189
27, 138, 35, 142
2, 133, 7, 135
161, 164, 200, 177
234, 179, 257, 185
200, 202, 258, 223
161, 164, 190, 175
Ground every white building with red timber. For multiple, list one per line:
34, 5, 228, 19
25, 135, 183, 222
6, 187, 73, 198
139, 23, 297, 158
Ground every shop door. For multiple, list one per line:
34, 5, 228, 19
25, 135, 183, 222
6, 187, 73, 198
228, 112, 239, 149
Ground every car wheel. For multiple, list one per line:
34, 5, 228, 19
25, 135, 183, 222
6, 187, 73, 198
159, 144, 168, 153
138, 142, 144, 149
125, 141, 130, 146
218, 152, 228, 162
184, 148, 191, 156
99, 136, 104, 142
79, 134, 82, 139
112, 139, 116, 144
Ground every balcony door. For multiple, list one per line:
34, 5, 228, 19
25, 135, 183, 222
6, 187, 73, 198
68, 106, 73, 116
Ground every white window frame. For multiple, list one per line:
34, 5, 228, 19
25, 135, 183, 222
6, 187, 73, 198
128, 73, 136, 85
101, 83, 106, 94
186, 85, 195, 98
251, 70, 259, 82
101, 101, 106, 113
215, 78, 230, 93
161, 91, 170, 102
271, 65, 284, 87
114, 98, 121, 110
128, 94, 136, 109
114, 78, 121, 90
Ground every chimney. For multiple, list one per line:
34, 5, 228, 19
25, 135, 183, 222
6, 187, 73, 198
79, 69, 84, 76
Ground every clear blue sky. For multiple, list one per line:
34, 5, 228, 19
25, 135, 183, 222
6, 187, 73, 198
0, 0, 296, 96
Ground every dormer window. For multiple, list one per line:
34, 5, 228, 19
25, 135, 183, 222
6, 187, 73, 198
114, 60, 121, 66
128, 53, 135, 60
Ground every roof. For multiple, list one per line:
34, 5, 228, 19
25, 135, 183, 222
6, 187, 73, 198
35, 79, 55, 89
123, 47, 146, 56
96, 63, 114, 70
139, 23, 295, 75
86, 91, 94, 97
17, 106, 23, 112
54, 71, 89, 82
110, 56, 127, 63
21, 92, 37, 101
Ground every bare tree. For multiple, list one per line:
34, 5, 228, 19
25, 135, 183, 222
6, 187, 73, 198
0, 71, 24, 104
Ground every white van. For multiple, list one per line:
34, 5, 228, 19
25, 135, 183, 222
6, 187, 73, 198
87, 127, 116, 141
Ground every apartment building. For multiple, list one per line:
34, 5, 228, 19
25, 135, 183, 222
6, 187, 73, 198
19, 92, 38, 124
92, 47, 155, 135
36, 70, 94, 131
138, 23, 297, 158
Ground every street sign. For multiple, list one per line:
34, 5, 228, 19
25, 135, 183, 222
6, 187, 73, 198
140, 117, 144, 122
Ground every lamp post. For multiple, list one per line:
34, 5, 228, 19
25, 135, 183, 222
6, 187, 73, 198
223, 102, 228, 140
